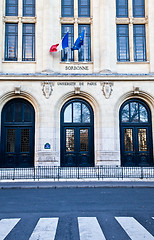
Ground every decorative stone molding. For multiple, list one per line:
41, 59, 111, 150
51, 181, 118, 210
14, 85, 21, 95
133, 87, 140, 95
41, 81, 53, 99
101, 82, 113, 99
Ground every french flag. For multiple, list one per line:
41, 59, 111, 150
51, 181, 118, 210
50, 32, 69, 53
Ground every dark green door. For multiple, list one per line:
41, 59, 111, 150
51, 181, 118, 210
1, 99, 35, 168
120, 99, 153, 167
61, 99, 94, 167
121, 126, 152, 166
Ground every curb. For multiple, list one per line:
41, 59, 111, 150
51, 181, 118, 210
0, 181, 154, 189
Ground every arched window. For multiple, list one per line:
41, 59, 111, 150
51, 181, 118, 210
121, 100, 149, 123
120, 99, 153, 167
64, 101, 91, 123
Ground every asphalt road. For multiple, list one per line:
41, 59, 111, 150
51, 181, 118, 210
0, 188, 154, 240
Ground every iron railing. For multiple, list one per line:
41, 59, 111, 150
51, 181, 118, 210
0, 166, 154, 180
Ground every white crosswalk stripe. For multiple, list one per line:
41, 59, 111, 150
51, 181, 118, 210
0, 218, 20, 240
29, 218, 59, 240
115, 217, 154, 240
78, 217, 106, 240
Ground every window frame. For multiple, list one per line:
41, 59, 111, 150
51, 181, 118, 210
23, 0, 35, 17
5, 0, 18, 16
5, 23, 18, 61
116, 0, 128, 18
22, 23, 35, 61
117, 24, 130, 62
78, 0, 90, 17
61, 0, 74, 17
133, 24, 146, 62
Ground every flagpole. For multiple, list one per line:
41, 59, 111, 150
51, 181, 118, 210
67, 28, 69, 62
84, 27, 86, 62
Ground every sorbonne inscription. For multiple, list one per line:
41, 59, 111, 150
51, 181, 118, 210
65, 66, 89, 70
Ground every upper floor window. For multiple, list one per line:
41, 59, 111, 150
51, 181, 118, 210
61, 0, 91, 62
117, 25, 129, 62
4, 0, 36, 62
78, 0, 90, 17
61, 0, 90, 17
61, 0, 74, 17
5, 23, 18, 61
78, 25, 91, 61
23, 0, 35, 17
133, 0, 145, 18
116, 0, 128, 18
5, 0, 18, 16
61, 25, 74, 62
116, 0, 147, 62
133, 25, 146, 61
22, 24, 35, 61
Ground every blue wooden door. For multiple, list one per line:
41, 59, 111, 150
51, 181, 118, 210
120, 99, 153, 166
61, 99, 94, 167
1, 99, 35, 168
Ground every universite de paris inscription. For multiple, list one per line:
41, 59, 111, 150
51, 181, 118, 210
57, 82, 98, 86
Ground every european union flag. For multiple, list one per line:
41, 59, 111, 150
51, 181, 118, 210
71, 30, 85, 50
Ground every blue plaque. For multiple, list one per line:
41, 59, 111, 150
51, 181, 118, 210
44, 143, 51, 149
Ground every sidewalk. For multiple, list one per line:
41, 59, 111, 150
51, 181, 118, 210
0, 180, 154, 189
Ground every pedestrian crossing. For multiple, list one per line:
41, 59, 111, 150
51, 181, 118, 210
0, 216, 153, 240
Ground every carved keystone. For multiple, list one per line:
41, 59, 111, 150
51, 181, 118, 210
14, 85, 21, 95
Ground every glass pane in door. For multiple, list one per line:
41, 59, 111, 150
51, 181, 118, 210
138, 128, 147, 151
80, 129, 88, 151
124, 128, 133, 151
66, 129, 75, 152
21, 129, 30, 152
7, 129, 16, 152
73, 102, 81, 123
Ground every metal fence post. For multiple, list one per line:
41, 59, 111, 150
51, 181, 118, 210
58, 167, 60, 181
13, 168, 15, 180
34, 167, 35, 181
141, 167, 143, 179
38, 166, 40, 181
78, 167, 80, 179
98, 166, 100, 180
122, 167, 123, 180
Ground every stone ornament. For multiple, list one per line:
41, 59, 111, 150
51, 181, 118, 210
102, 81, 113, 99
14, 85, 21, 95
41, 81, 53, 99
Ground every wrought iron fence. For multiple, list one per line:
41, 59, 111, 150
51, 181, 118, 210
0, 166, 154, 180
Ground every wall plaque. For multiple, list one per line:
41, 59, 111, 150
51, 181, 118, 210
44, 143, 51, 149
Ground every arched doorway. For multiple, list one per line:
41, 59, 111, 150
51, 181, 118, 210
1, 99, 35, 168
120, 99, 153, 166
61, 98, 94, 167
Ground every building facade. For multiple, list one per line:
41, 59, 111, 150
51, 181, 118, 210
0, 0, 154, 168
